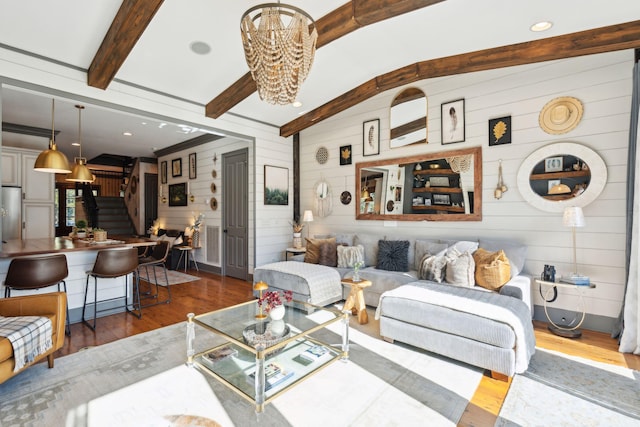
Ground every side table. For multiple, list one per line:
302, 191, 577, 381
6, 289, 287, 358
535, 279, 596, 338
176, 246, 200, 272
341, 278, 372, 324
285, 247, 306, 261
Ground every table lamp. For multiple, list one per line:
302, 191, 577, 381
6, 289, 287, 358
562, 206, 588, 284
253, 281, 269, 319
302, 210, 314, 243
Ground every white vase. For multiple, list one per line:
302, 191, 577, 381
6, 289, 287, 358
269, 304, 285, 321
293, 232, 302, 248
270, 319, 286, 335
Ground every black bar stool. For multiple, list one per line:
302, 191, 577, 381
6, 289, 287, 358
137, 241, 172, 307
82, 247, 142, 330
4, 254, 71, 336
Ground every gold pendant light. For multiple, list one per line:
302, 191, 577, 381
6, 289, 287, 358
34, 99, 71, 173
66, 105, 94, 183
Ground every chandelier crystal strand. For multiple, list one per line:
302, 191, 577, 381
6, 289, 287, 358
241, 4, 317, 105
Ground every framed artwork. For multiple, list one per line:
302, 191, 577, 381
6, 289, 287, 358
264, 165, 288, 205
340, 145, 352, 165
168, 183, 187, 206
489, 116, 511, 146
433, 194, 451, 205
441, 99, 465, 144
548, 179, 561, 193
363, 119, 380, 156
545, 157, 563, 172
429, 176, 450, 187
160, 161, 167, 184
172, 158, 182, 177
189, 153, 197, 179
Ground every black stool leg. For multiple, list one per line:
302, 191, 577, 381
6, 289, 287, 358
58, 280, 71, 336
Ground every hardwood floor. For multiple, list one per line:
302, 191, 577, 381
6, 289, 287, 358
55, 271, 639, 426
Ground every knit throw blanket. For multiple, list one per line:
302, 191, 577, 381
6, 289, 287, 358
0, 316, 52, 372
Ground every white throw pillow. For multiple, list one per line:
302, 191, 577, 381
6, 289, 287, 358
445, 248, 475, 287
337, 245, 365, 268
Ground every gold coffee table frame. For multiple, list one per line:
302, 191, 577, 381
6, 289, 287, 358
186, 300, 349, 412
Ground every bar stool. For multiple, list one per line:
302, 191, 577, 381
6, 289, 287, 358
137, 241, 172, 307
3, 254, 71, 336
82, 247, 142, 330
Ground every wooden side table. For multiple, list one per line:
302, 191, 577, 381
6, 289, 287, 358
535, 279, 596, 338
341, 278, 372, 324
285, 247, 306, 261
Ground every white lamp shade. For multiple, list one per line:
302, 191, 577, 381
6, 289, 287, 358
302, 210, 314, 222
184, 227, 193, 237
563, 206, 585, 227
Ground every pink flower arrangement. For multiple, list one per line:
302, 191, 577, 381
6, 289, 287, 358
258, 290, 293, 313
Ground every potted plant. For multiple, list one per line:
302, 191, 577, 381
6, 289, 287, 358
75, 219, 87, 238
258, 290, 293, 320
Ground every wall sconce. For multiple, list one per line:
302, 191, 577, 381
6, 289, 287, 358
159, 185, 167, 203
494, 159, 508, 199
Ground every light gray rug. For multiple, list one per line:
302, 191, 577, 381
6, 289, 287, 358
138, 266, 200, 286
0, 309, 482, 427
496, 347, 640, 426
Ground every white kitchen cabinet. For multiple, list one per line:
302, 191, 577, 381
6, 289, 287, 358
22, 152, 54, 202
1, 151, 20, 186
22, 203, 55, 239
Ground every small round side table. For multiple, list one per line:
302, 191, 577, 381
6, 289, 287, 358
341, 278, 372, 324
535, 279, 596, 338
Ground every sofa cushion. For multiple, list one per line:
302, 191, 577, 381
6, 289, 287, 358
314, 233, 355, 246
354, 234, 382, 267
473, 248, 511, 290
337, 245, 365, 268
318, 240, 338, 267
418, 253, 447, 283
304, 237, 336, 264
478, 238, 527, 278
414, 240, 448, 271
377, 240, 410, 272
445, 249, 475, 287
442, 240, 479, 254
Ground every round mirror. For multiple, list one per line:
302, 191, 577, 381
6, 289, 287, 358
390, 87, 427, 148
313, 179, 333, 217
517, 142, 606, 212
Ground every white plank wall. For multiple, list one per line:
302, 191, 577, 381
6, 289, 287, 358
298, 50, 634, 324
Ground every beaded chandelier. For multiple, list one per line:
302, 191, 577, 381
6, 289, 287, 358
240, 3, 317, 105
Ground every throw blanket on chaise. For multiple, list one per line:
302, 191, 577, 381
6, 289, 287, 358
254, 261, 341, 304
375, 282, 535, 373
0, 315, 52, 372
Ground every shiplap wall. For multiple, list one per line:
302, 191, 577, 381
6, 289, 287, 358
298, 50, 634, 328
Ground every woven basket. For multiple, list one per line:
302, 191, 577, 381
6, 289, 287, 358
94, 230, 107, 242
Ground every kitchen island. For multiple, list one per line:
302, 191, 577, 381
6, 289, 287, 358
0, 236, 157, 324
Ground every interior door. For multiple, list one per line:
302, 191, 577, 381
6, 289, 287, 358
223, 149, 248, 280
144, 173, 158, 235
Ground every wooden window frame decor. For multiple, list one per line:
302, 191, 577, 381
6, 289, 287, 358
172, 158, 182, 177
168, 183, 188, 206
160, 161, 167, 184
441, 99, 465, 145
189, 153, 197, 179
264, 165, 289, 205
489, 116, 511, 146
340, 145, 352, 165
363, 119, 380, 156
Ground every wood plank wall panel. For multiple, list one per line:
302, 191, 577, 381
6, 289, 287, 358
298, 50, 633, 326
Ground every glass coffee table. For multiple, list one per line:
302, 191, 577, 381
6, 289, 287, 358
186, 300, 349, 412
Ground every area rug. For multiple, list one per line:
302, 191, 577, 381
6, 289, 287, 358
496, 347, 640, 426
0, 310, 482, 427
138, 266, 200, 286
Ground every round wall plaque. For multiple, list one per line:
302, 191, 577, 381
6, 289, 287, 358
211, 169, 217, 178
210, 197, 218, 210
210, 182, 217, 193
315, 146, 329, 164
340, 191, 352, 205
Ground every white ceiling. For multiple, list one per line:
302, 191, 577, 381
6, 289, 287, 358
1, 0, 639, 161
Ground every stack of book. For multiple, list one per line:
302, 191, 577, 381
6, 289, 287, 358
560, 275, 591, 286
293, 344, 331, 366
247, 362, 294, 391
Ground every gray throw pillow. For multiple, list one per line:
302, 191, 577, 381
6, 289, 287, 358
418, 253, 447, 283
377, 240, 410, 272
478, 238, 527, 278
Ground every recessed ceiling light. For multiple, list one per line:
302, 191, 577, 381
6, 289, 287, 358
530, 21, 553, 32
123, 131, 133, 136
190, 41, 211, 55
292, 101, 302, 108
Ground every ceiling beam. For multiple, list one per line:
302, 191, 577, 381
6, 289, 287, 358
280, 20, 640, 137
87, 0, 165, 90
205, 0, 444, 119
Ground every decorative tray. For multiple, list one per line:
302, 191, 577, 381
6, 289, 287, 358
242, 322, 290, 351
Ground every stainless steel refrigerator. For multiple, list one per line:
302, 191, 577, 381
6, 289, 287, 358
2, 186, 22, 241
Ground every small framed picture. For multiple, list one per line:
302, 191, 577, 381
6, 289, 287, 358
441, 99, 465, 144
363, 119, 380, 156
545, 156, 563, 173
160, 161, 167, 184
264, 165, 289, 205
489, 116, 511, 146
340, 145, 352, 165
429, 176, 450, 187
433, 194, 451, 205
168, 183, 187, 206
172, 158, 182, 177
548, 179, 561, 193
189, 153, 197, 179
